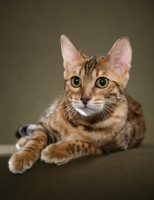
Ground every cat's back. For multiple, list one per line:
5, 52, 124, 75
126, 94, 144, 120
126, 94, 146, 146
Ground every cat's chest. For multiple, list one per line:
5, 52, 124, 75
44, 109, 124, 144
59, 117, 115, 143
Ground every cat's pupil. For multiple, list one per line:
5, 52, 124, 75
74, 78, 79, 85
100, 78, 106, 86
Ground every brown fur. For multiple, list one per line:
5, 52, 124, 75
9, 36, 145, 174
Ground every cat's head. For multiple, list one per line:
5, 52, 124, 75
60, 35, 132, 117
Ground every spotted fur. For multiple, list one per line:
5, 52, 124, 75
9, 35, 145, 174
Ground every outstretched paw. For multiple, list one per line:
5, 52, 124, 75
41, 144, 71, 165
9, 151, 37, 174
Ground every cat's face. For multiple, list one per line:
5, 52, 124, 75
61, 35, 132, 117
64, 56, 122, 116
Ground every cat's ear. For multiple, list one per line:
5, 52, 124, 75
60, 35, 81, 70
107, 37, 132, 75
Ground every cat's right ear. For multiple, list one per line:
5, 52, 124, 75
60, 35, 81, 70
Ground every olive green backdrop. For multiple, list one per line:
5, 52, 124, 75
0, 0, 154, 144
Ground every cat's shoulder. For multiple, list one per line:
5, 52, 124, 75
38, 97, 61, 123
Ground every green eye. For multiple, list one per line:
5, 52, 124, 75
95, 77, 109, 88
71, 76, 81, 88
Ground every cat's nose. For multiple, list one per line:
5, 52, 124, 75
80, 96, 91, 105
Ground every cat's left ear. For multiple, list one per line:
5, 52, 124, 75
107, 37, 132, 75
60, 35, 81, 70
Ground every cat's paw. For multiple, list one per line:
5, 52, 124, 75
41, 144, 71, 165
8, 152, 36, 174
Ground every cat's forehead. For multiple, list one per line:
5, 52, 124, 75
65, 55, 116, 81
79, 55, 106, 77
84, 56, 98, 75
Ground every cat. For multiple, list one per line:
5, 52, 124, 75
9, 35, 145, 174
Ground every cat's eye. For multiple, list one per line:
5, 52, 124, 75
95, 77, 109, 88
71, 76, 82, 88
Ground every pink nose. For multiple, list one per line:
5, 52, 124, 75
80, 96, 91, 105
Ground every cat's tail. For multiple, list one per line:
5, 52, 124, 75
16, 124, 37, 138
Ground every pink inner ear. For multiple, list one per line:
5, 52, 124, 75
112, 50, 129, 75
61, 35, 80, 70
108, 37, 132, 75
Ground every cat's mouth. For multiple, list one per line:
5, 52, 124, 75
74, 106, 96, 117
82, 106, 93, 111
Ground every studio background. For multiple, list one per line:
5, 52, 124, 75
0, 0, 154, 144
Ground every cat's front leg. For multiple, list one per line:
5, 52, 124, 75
41, 140, 102, 165
16, 136, 30, 150
9, 130, 48, 174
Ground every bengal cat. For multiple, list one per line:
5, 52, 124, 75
9, 35, 145, 174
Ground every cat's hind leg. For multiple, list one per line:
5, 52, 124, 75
9, 127, 48, 174
16, 124, 37, 138
41, 140, 102, 165
15, 124, 38, 150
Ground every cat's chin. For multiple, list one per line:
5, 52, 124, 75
74, 107, 96, 117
